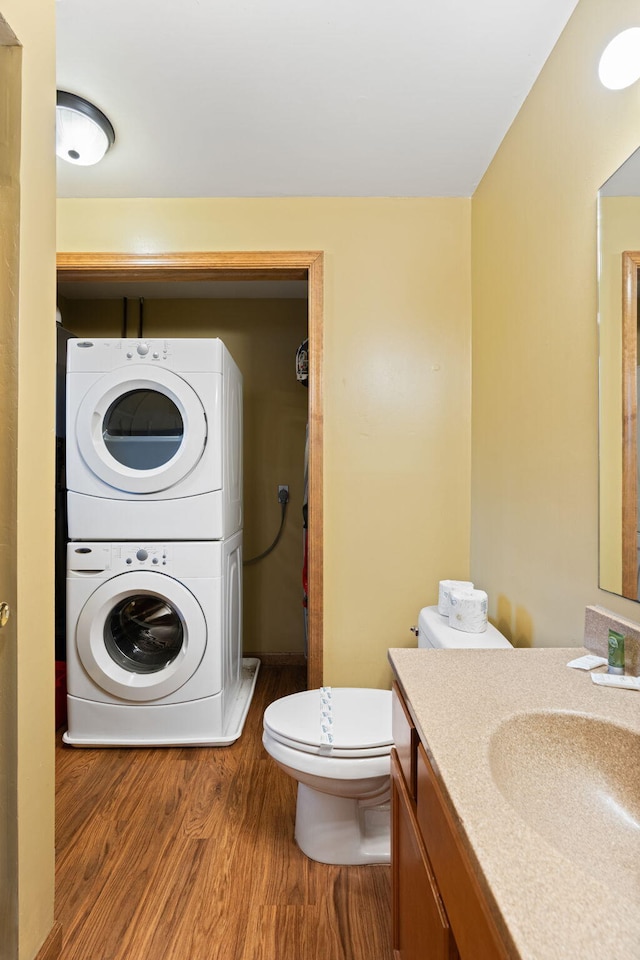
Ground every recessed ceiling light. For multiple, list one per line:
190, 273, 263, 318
56, 91, 115, 166
599, 28, 640, 90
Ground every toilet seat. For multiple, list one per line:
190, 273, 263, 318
263, 688, 392, 758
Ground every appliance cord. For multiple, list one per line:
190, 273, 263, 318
243, 500, 288, 566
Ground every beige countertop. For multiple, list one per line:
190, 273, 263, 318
388, 647, 640, 960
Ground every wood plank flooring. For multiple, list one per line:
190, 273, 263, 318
55, 666, 392, 959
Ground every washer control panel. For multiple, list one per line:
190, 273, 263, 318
67, 542, 176, 575
117, 544, 170, 568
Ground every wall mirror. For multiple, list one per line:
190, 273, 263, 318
599, 145, 640, 600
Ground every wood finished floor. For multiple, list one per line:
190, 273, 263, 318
55, 666, 393, 960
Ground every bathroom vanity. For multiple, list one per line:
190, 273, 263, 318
389, 647, 640, 960
391, 676, 508, 960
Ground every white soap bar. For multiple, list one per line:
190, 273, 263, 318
567, 654, 608, 671
591, 673, 640, 690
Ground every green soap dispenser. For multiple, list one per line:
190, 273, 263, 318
607, 628, 625, 675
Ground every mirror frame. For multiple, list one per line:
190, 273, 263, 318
622, 251, 640, 597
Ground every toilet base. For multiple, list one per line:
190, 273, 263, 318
294, 782, 391, 865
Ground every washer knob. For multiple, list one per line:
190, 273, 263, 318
136, 549, 148, 561
137, 342, 149, 356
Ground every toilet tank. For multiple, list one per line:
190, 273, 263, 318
417, 605, 512, 650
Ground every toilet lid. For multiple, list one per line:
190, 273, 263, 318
263, 687, 392, 757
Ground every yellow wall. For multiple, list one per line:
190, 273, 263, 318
597, 196, 640, 594
472, 0, 640, 646
60, 297, 309, 655
1, 0, 56, 957
57, 198, 472, 686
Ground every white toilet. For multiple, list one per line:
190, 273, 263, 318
263, 608, 512, 866
263, 687, 393, 865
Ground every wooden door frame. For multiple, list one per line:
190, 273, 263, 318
1, 26, 21, 960
56, 250, 324, 689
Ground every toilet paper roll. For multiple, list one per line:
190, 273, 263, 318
448, 588, 488, 633
437, 580, 474, 616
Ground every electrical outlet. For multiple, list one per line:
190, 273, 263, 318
278, 484, 289, 503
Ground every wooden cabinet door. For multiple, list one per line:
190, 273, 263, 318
392, 750, 458, 960
392, 682, 418, 799
416, 744, 508, 960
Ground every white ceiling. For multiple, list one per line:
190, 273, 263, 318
56, 0, 580, 201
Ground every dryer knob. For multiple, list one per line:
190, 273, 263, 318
136, 549, 148, 561
137, 342, 150, 356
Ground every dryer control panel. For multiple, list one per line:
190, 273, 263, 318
67, 337, 225, 374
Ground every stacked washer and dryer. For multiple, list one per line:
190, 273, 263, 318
64, 337, 259, 747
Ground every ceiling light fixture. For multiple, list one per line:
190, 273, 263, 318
599, 27, 640, 90
56, 91, 115, 166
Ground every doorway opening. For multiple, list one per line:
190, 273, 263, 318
56, 250, 324, 690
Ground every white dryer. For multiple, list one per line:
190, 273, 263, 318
66, 338, 242, 540
64, 537, 259, 747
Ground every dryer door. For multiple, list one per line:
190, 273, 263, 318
75, 365, 211, 494
76, 571, 207, 701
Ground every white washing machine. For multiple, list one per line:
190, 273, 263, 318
64, 537, 259, 747
66, 337, 242, 540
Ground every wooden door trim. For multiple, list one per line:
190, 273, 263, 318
622, 251, 640, 599
57, 250, 324, 688
56, 250, 316, 282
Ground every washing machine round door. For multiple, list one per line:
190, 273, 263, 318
76, 571, 206, 701
75, 366, 208, 494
